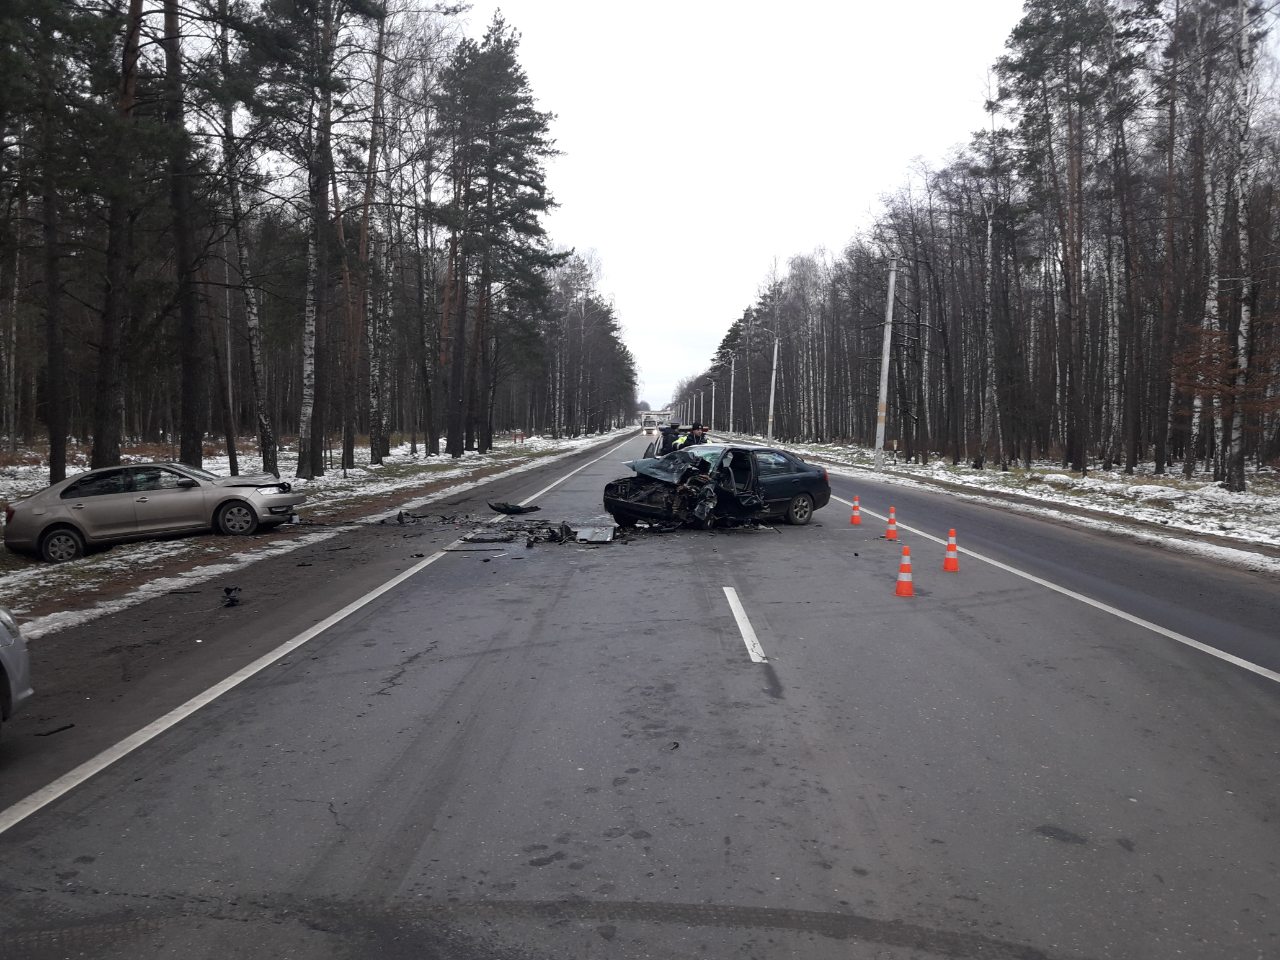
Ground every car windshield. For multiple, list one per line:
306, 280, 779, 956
163, 463, 217, 480
684, 444, 725, 464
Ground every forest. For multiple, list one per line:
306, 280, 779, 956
0, 0, 639, 482
677, 0, 1280, 491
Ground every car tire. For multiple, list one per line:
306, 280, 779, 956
215, 501, 259, 536
610, 511, 639, 528
784, 493, 814, 525
39, 526, 85, 563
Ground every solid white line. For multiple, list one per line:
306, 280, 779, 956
0, 547, 457, 838
829, 495, 1280, 685
723, 586, 768, 663
517, 436, 639, 507
0, 434, 649, 838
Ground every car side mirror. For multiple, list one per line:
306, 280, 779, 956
177, 478, 199, 488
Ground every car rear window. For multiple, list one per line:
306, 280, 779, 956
62, 470, 128, 498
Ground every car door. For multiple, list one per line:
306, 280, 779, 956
752, 450, 802, 512
58, 469, 137, 541
129, 466, 209, 533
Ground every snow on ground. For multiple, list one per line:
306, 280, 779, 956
720, 432, 1280, 558
777, 438, 1280, 549
0, 431, 630, 639
2, 428, 1277, 640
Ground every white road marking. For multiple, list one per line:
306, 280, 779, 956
830, 495, 1280, 685
517, 436, 638, 507
723, 586, 768, 663
0, 434, 646, 838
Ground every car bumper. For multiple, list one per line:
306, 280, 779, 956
251, 492, 306, 523
3, 532, 37, 553
603, 479, 677, 522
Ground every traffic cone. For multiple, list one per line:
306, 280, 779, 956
885, 506, 899, 541
943, 529, 960, 572
849, 495, 862, 525
895, 545, 914, 597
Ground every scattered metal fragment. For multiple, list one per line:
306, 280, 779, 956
572, 526, 615, 543
488, 501, 540, 515
35, 723, 76, 737
222, 586, 241, 607
461, 531, 518, 544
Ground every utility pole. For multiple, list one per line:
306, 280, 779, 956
710, 380, 716, 432
729, 355, 735, 435
765, 335, 779, 442
873, 256, 898, 471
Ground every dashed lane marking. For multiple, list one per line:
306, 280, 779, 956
723, 586, 768, 663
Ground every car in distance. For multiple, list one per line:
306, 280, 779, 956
0, 606, 33, 739
3, 462, 305, 563
604, 443, 830, 528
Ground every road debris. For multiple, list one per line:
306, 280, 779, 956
488, 501, 541, 515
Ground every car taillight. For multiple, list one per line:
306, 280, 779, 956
822, 468, 829, 484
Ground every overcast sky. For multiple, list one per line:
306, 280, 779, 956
463, 1, 1029, 409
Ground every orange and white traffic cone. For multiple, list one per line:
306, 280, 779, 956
885, 506, 899, 541
943, 528, 960, 572
849, 495, 862, 525
895, 545, 914, 597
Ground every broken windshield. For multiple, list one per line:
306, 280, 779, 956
625, 447, 722, 483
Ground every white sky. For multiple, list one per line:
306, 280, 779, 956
464, 1, 1029, 408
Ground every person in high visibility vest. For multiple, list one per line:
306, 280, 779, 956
674, 423, 708, 448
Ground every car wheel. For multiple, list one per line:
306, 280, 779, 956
611, 511, 639, 528
784, 493, 814, 525
39, 526, 85, 563
215, 501, 259, 536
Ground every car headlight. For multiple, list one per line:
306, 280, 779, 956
257, 483, 292, 495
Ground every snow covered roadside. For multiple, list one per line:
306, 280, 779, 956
779, 439, 1280, 562
705, 431, 1280, 562
0, 431, 632, 640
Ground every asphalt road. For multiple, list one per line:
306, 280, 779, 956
1, 433, 1277, 960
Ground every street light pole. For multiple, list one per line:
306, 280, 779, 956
710, 380, 716, 433
873, 256, 899, 471
698, 391, 703, 424
765, 335, 779, 442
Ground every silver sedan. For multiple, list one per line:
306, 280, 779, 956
3, 462, 305, 562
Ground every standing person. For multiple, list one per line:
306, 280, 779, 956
657, 420, 682, 455
674, 423, 708, 448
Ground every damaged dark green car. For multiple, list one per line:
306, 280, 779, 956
603, 444, 831, 529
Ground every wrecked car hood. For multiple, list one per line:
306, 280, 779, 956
624, 450, 707, 483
